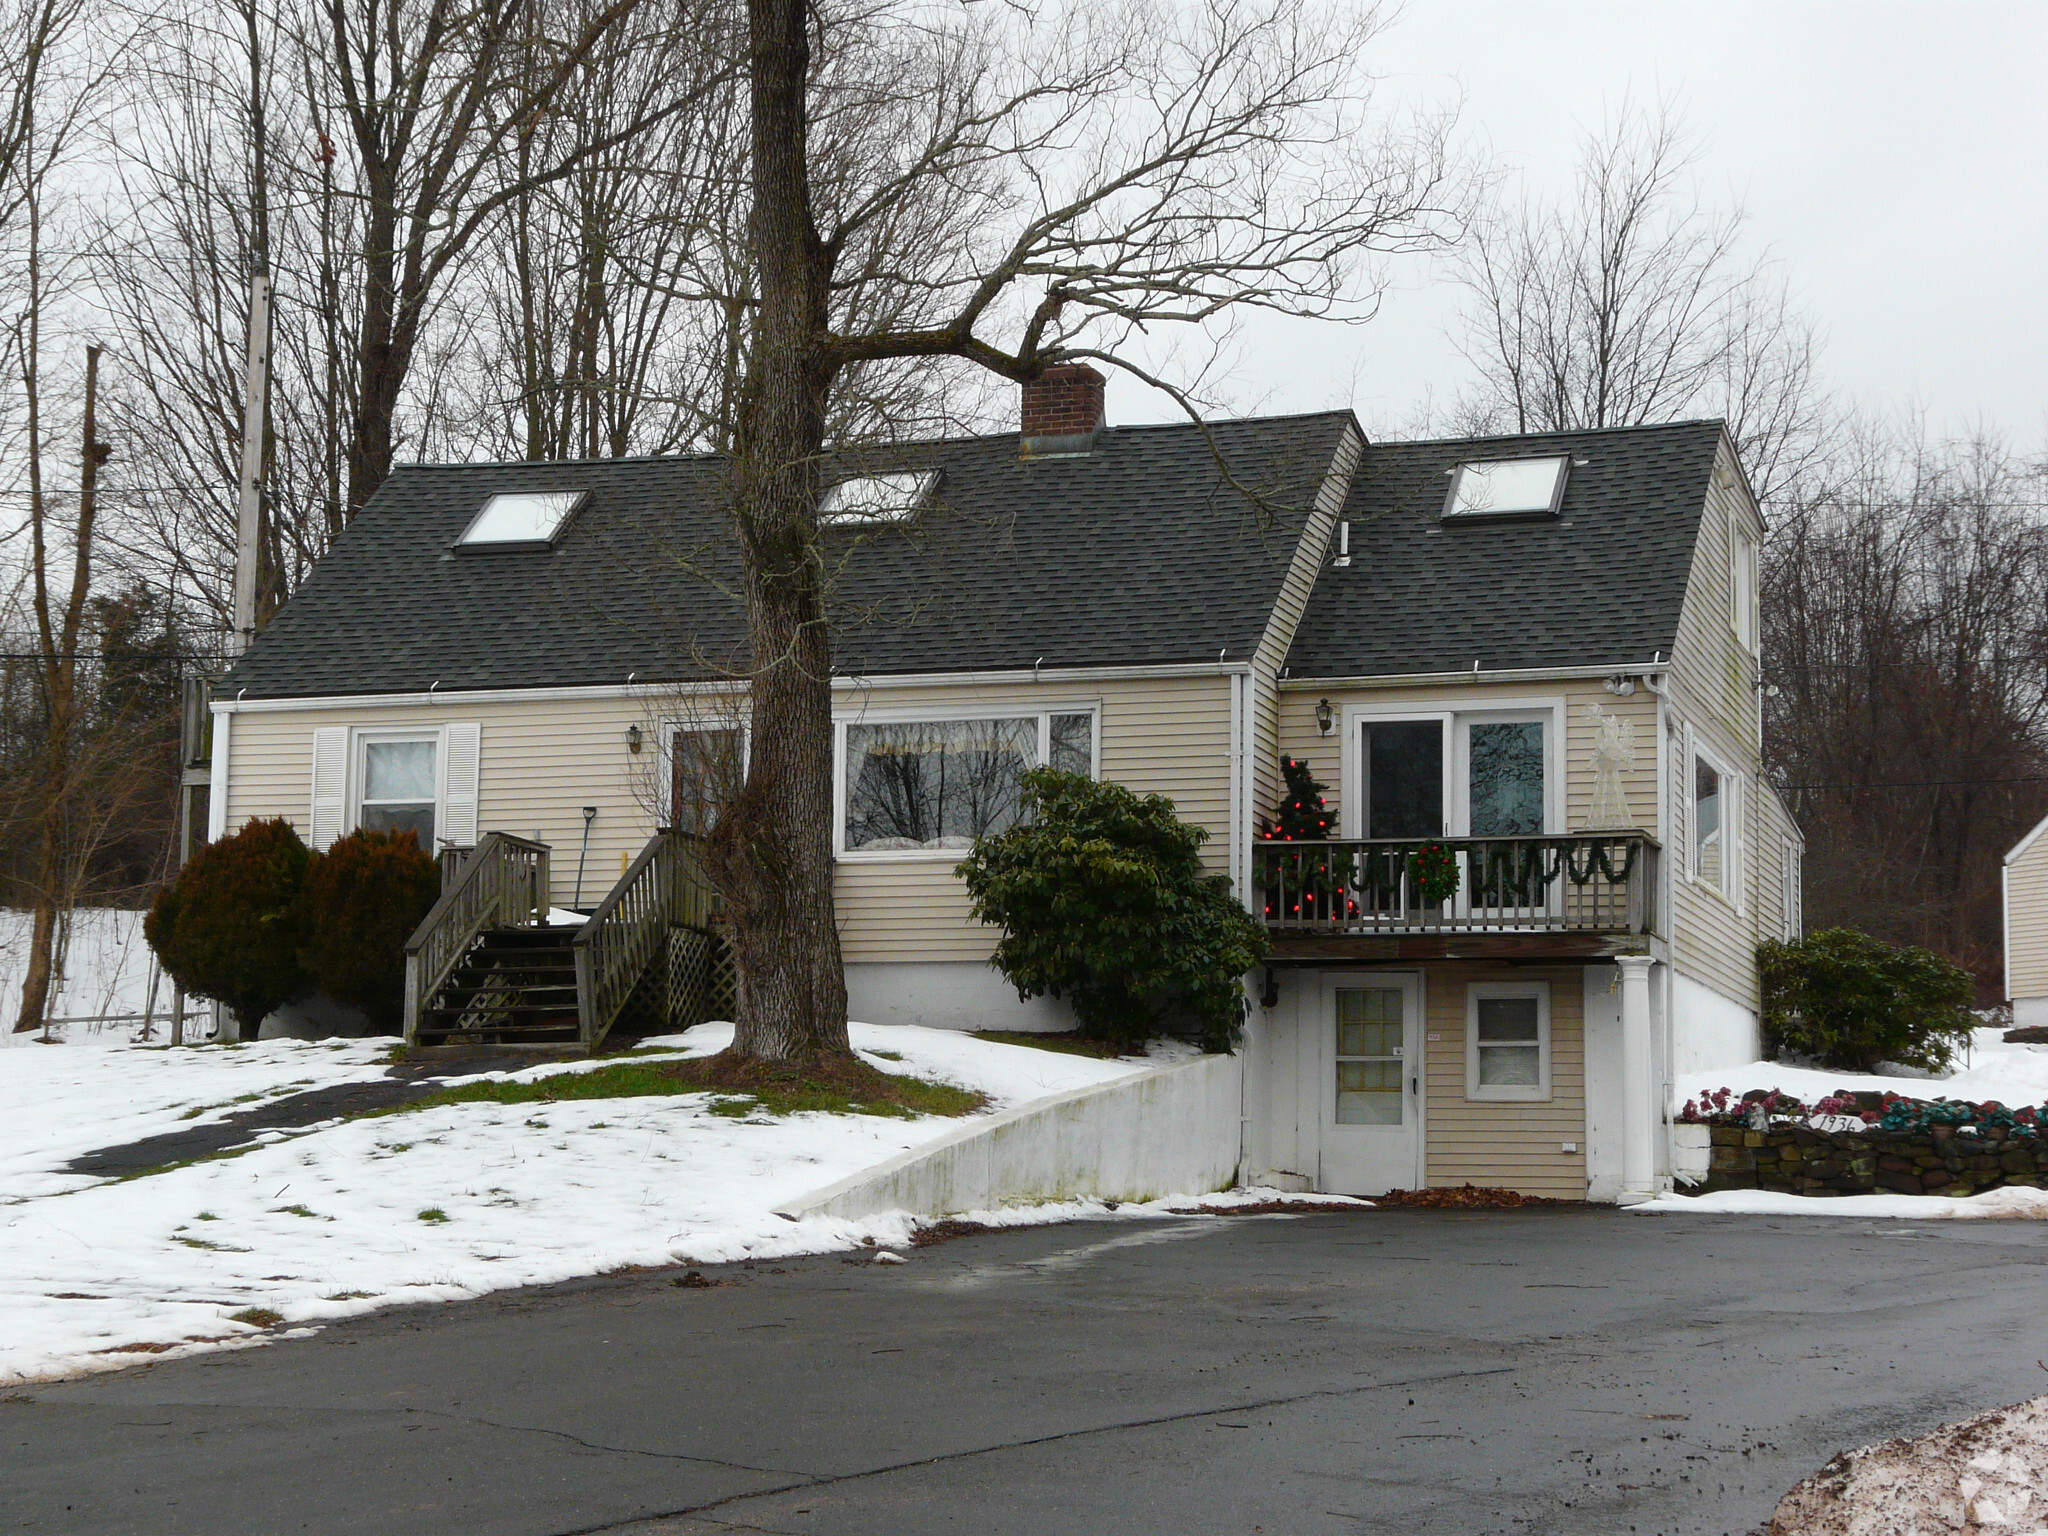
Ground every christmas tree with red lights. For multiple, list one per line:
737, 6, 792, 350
1259, 756, 1342, 920
1269, 755, 1331, 841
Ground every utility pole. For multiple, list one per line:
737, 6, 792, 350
229, 264, 270, 657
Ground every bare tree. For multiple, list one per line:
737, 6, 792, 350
701, 0, 1461, 1062
0, 0, 125, 1031
310, 0, 725, 511
1764, 418, 2048, 992
1448, 100, 1827, 504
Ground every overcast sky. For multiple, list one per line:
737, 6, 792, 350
1121, 0, 2048, 448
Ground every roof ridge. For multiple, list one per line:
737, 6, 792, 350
1382, 419, 1726, 451
389, 408, 1358, 474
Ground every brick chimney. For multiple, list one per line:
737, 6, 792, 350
1020, 363, 1105, 457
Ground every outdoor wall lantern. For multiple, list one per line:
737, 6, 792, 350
1314, 698, 1334, 737
625, 724, 643, 754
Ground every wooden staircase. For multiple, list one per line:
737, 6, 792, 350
420, 925, 583, 1045
403, 828, 727, 1052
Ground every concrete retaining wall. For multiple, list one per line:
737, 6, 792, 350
774, 1051, 1243, 1222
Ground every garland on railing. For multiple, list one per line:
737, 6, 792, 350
1254, 832, 1643, 920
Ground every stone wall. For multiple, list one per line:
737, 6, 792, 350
1702, 1122, 2048, 1198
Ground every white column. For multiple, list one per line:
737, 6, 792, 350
1618, 955, 1657, 1203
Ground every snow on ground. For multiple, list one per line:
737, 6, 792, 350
1676, 1026, 2048, 1112
0, 1021, 1191, 1385
0, 908, 196, 1044
1645, 1027, 2048, 1222
1767, 1394, 2048, 1535
1633, 1185, 2048, 1221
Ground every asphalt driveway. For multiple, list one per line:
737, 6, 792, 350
6, 1206, 2046, 1535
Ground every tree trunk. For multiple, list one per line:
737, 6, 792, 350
707, 0, 848, 1064
15, 345, 104, 1031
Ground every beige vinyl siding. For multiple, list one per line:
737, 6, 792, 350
223, 671, 1238, 966
1274, 679, 1660, 836
1666, 441, 1762, 761
1250, 424, 1362, 816
1664, 435, 1773, 1009
1422, 963, 1587, 1199
221, 696, 666, 911
2009, 826, 2048, 1001
832, 673, 1235, 962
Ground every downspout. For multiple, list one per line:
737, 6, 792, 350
1645, 666, 1676, 1185
1231, 669, 1252, 1186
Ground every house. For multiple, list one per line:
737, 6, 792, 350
2005, 816, 2048, 1027
210, 365, 1802, 1202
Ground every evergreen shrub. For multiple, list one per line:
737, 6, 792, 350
1757, 926, 1977, 1073
957, 768, 1269, 1053
146, 818, 313, 1036
298, 828, 442, 1031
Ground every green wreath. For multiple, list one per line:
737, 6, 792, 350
1409, 842, 1459, 904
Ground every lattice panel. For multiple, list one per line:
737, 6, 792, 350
666, 924, 736, 1029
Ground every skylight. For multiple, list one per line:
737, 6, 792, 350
817, 471, 937, 526
457, 491, 585, 546
1442, 457, 1569, 520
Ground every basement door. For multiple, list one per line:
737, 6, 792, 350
1318, 974, 1423, 1196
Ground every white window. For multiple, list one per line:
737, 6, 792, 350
837, 708, 1095, 856
358, 734, 438, 850
1466, 982, 1551, 1101
818, 471, 937, 526
311, 722, 480, 853
1781, 839, 1803, 941
1691, 747, 1739, 902
457, 491, 584, 546
1442, 457, 1568, 520
1732, 525, 1758, 651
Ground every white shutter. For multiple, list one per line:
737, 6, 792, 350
442, 722, 481, 848
310, 727, 348, 851
1676, 724, 1693, 882
1731, 773, 1746, 911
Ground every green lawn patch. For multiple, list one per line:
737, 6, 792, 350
971, 1029, 1133, 1060
417, 1208, 450, 1224
395, 1054, 985, 1121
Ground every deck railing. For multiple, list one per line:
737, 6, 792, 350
573, 830, 717, 1049
1257, 832, 1659, 938
403, 832, 552, 1041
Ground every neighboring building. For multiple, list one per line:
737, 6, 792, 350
2006, 816, 2048, 1027
213, 366, 1802, 1203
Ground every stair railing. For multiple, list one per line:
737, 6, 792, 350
573, 830, 716, 1049
403, 832, 552, 1043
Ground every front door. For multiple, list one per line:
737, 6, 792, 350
1318, 974, 1422, 1195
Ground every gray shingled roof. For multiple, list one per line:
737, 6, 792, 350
223, 413, 1356, 699
1282, 420, 1727, 679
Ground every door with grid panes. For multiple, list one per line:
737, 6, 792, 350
1318, 974, 1422, 1194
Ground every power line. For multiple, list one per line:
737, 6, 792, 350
1787, 777, 2048, 791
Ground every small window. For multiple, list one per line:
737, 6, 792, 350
457, 491, 584, 546
1467, 983, 1550, 1101
1443, 456, 1568, 520
359, 736, 437, 850
818, 471, 937, 526
840, 709, 1097, 855
1781, 839, 1802, 941
1732, 527, 1758, 650
1693, 752, 1737, 900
